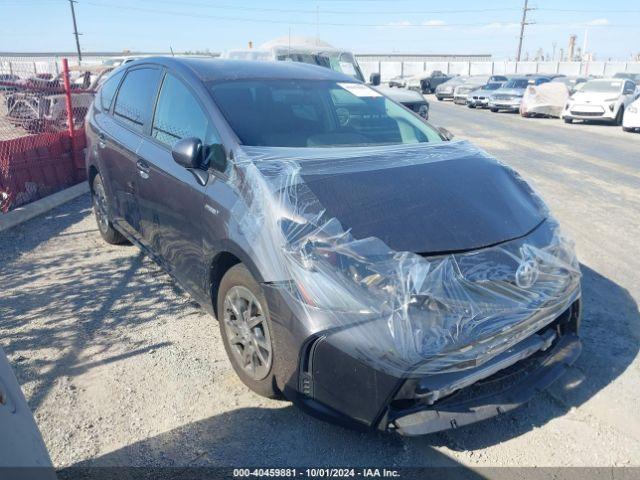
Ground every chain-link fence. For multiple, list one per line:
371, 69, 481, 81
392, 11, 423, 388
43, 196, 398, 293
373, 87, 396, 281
0, 57, 107, 212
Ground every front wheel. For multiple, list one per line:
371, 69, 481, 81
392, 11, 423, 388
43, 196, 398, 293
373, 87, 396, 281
490, 108, 499, 112
92, 174, 128, 245
622, 126, 634, 132
217, 264, 280, 398
564, 117, 573, 124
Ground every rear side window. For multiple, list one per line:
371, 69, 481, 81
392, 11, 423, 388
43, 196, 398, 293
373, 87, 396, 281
99, 70, 124, 111
151, 73, 215, 147
113, 67, 162, 132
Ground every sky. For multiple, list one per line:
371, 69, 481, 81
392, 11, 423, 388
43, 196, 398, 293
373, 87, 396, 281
1, 0, 639, 60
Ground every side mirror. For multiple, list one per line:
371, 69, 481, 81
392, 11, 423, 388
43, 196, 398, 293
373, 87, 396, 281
369, 72, 381, 86
437, 127, 454, 141
172, 137, 203, 169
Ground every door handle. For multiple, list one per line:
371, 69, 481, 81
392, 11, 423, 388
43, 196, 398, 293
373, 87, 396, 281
136, 159, 150, 180
98, 133, 106, 149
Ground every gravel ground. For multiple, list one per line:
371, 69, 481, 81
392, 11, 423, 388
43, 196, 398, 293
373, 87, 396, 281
0, 99, 639, 471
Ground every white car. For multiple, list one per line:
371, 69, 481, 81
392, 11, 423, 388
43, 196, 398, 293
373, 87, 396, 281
622, 98, 640, 132
562, 78, 639, 125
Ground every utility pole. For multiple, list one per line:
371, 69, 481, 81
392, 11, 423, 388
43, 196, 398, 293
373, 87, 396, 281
516, 0, 533, 62
68, 0, 82, 63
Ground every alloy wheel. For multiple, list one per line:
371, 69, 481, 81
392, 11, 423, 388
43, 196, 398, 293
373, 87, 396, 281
223, 286, 272, 381
93, 180, 109, 234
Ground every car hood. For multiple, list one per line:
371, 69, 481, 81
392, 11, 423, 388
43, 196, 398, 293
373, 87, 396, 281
492, 87, 526, 96
259, 141, 547, 255
570, 91, 621, 103
374, 85, 426, 104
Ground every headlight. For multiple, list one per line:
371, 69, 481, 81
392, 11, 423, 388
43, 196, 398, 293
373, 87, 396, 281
418, 104, 429, 118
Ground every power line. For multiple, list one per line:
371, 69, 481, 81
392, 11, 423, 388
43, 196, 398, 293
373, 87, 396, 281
68, 0, 82, 63
516, 0, 534, 62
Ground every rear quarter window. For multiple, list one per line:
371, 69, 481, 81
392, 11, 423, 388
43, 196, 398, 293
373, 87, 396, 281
113, 67, 162, 132
99, 70, 124, 111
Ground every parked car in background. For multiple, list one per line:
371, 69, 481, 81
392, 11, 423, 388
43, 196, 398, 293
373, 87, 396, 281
86, 57, 582, 436
622, 98, 640, 132
0, 73, 21, 92
388, 75, 408, 88
406, 70, 451, 93
488, 76, 551, 112
520, 81, 570, 118
224, 36, 430, 118
434, 76, 467, 100
551, 75, 588, 94
467, 81, 504, 108
453, 76, 492, 105
562, 78, 639, 125
613, 72, 640, 85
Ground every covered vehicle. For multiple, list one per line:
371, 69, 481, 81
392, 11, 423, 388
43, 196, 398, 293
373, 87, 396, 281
434, 76, 467, 101
87, 58, 582, 436
467, 81, 504, 108
488, 76, 550, 112
562, 78, 639, 125
622, 98, 640, 132
520, 81, 570, 118
224, 37, 429, 119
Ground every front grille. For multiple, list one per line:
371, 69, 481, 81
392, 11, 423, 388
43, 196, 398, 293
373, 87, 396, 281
570, 110, 603, 116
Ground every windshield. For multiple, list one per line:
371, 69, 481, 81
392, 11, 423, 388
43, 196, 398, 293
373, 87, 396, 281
503, 79, 529, 89
276, 51, 365, 82
483, 82, 503, 90
210, 79, 442, 148
580, 80, 623, 93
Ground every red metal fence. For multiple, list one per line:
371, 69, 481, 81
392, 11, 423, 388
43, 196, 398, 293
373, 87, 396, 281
0, 57, 99, 212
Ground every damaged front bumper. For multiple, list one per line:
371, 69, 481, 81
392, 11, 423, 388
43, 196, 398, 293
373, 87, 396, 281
387, 323, 581, 435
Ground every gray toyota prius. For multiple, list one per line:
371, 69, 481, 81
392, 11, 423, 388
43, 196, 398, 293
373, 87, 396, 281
86, 57, 582, 435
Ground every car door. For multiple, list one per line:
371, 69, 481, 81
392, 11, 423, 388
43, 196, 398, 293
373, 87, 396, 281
135, 71, 221, 300
99, 66, 163, 238
622, 80, 638, 106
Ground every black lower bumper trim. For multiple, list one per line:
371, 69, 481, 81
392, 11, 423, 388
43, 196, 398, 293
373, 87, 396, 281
389, 333, 582, 436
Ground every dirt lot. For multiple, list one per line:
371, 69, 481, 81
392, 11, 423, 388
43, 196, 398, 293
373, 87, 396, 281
1, 99, 639, 470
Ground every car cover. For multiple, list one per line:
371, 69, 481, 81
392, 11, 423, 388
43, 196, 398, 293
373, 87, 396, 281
230, 140, 581, 376
521, 82, 570, 117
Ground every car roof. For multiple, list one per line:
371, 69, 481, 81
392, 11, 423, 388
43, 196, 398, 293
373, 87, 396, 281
124, 56, 357, 83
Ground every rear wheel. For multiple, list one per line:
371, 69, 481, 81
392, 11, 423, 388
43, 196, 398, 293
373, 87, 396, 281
490, 108, 499, 112
217, 263, 280, 398
564, 117, 573, 124
622, 126, 634, 132
436, 96, 443, 101
92, 174, 128, 245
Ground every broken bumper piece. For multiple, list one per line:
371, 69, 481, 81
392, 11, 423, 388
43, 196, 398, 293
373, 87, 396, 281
388, 332, 582, 436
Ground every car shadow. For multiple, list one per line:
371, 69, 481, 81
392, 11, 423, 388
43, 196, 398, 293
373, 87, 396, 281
62, 406, 484, 473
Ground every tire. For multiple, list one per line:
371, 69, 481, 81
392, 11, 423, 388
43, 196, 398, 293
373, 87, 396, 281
622, 126, 634, 132
564, 117, 573, 124
217, 263, 280, 398
615, 107, 624, 126
92, 174, 128, 245
436, 96, 443, 101
490, 108, 499, 113
467, 103, 475, 109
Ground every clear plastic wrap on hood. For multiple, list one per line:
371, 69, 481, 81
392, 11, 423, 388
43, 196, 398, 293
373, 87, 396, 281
230, 140, 581, 376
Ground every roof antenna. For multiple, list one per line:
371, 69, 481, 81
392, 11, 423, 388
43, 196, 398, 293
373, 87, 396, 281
288, 26, 291, 55
169, 46, 175, 57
